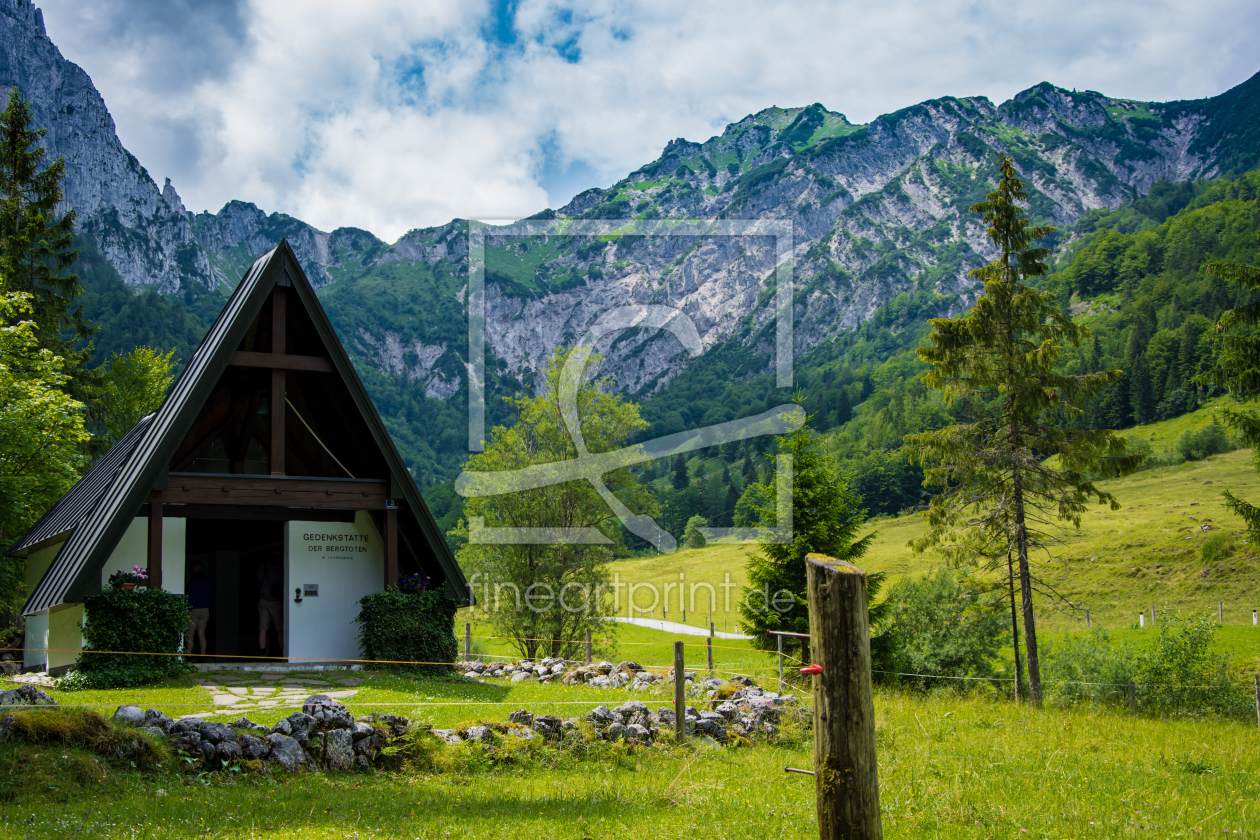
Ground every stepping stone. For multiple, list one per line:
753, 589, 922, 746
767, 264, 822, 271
250, 687, 277, 696
324, 690, 357, 699
258, 700, 279, 707
213, 695, 243, 706
337, 678, 364, 686
226, 687, 250, 696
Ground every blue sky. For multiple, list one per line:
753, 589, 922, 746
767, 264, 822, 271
39, 0, 1260, 242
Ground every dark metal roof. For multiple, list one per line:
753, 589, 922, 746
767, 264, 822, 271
16, 240, 467, 614
9, 414, 154, 556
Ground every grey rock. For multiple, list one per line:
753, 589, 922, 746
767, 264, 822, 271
284, 712, 317, 742
266, 734, 305, 771
510, 727, 535, 741
215, 740, 243, 762
510, 671, 532, 683
531, 715, 562, 739
614, 700, 648, 720
354, 754, 370, 769
657, 707, 676, 725
138, 725, 165, 740
586, 706, 616, 727
605, 721, 625, 741
143, 709, 170, 728
625, 723, 651, 742
113, 705, 144, 726
716, 702, 738, 719
239, 733, 269, 760
465, 726, 492, 743
324, 729, 354, 770
199, 722, 234, 745
351, 722, 374, 742
432, 729, 462, 745
508, 709, 533, 726
271, 718, 293, 737
198, 740, 216, 763
230, 717, 270, 735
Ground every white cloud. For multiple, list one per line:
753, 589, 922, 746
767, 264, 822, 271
39, 0, 1260, 242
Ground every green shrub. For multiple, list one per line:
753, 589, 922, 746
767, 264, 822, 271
1042, 629, 1133, 707
1176, 421, 1233, 461
870, 568, 1006, 688
683, 515, 708, 549
73, 588, 191, 688
355, 589, 458, 674
1134, 611, 1251, 719
0, 708, 167, 771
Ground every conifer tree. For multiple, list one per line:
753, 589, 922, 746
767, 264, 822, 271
907, 155, 1141, 704
671, 453, 689, 491
0, 89, 85, 353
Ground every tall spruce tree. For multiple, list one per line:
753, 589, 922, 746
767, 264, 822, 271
906, 154, 1141, 704
0, 89, 85, 353
671, 453, 689, 491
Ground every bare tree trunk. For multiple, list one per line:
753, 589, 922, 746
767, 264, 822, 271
1011, 461, 1042, 704
1006, 549, 1022, 702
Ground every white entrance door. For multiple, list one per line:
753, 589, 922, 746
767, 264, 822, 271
286, 512, 384, 664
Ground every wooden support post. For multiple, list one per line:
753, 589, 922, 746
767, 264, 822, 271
464, 622, 471, 663
1085, 609, 1090, 630
1254, 674, 1259, 730
146, 502, 163, 590
585, 629, 592, 665
1139, 612, 1144, 629
384, 508, 398, 588
1220, 601, 1224, 624
805, 553, 882, 840
1150, 605, 1156, 625
778, 633, 785, 690
673, 640, 685, 740
1128, 680, 1136, 712
270, 286, 286, 476
707, 636, 713, 674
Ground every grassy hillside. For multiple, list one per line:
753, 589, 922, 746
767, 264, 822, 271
611, 399, 1260, 636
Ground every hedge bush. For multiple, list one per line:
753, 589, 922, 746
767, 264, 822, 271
355, 589, 458, 674
73, 588, 191, 688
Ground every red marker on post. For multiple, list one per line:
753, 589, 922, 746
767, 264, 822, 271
800, 664, 823, 675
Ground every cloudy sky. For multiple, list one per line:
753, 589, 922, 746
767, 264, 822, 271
40, 0, 1260, 243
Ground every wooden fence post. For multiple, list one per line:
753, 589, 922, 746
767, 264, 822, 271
1219, 601, 1224, 624
1254, 674, 1259, 730
1085, 609, 1090, 630
805, 553, 882, 840
464, 622, 471, 662
585, 629, 592, 665
707, 636, 713, 674
673, 640, 685, 740
1128, 680, 1136, 712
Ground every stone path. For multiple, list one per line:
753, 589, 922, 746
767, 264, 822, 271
188, 673, 369, 719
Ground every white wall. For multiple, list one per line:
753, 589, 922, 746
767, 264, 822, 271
100, 516, 187, 593
286, 512, 384, 664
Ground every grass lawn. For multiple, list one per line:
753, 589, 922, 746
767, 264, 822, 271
1, 686, 1256, 839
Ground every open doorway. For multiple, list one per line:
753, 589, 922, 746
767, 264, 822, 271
184, 518, 285, 662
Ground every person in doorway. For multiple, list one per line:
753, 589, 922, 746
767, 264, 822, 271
186, 561, 213, 657
257, 553, 284, 656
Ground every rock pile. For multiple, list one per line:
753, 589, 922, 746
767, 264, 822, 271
436, 679, 804, 747
114, 694, 409, 772
458, 658, 686, 691
0, 684, 56, 707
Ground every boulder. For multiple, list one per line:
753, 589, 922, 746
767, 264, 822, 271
266, 733, 305, 771
198, 740, 216, 763
465, 726, 492, 743
303, 695, 354, 729
271, 718, 292, 736
215, 740, 244, 762
138, 725, 165, 740
508, 709, 533, 726
324, 729, 354, 770
200, 722, 234, 744
284, 712, 317, 742
113, 705, 145, 726
531, 715, 562, 739
586, 706, 616, 727
510, 671, 532, 683
625, 723, 651, 743
605, 721, 625, 741
239, 733, 269, 760
351, 721, 374, 742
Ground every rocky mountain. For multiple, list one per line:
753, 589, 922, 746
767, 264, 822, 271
6, 0, 1260, 483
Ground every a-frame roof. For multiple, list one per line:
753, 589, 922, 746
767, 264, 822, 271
15, 240, 467, 615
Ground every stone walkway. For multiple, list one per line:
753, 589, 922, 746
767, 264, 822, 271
190, 672, 370, 719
